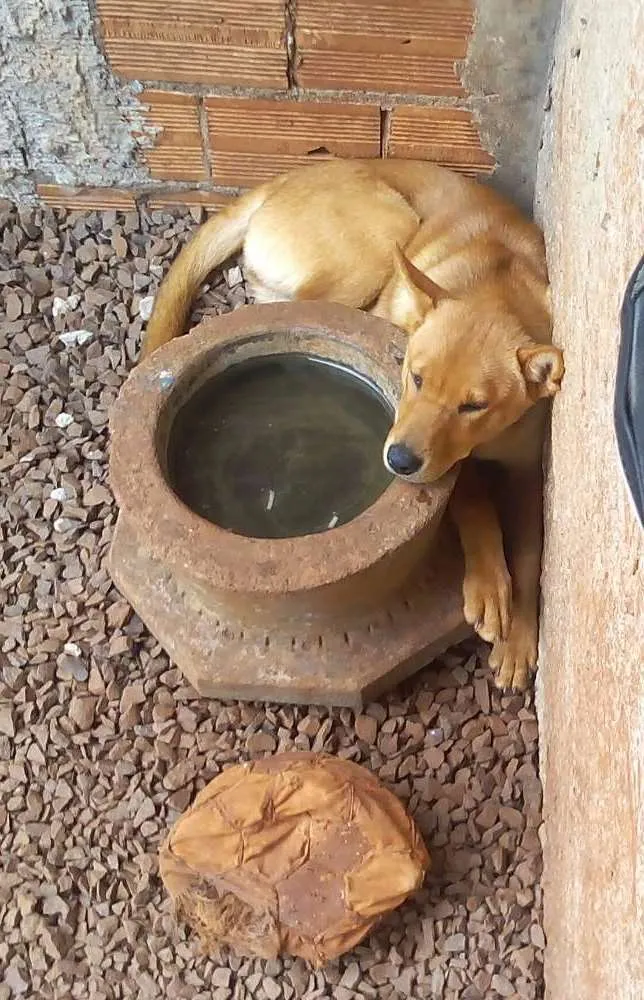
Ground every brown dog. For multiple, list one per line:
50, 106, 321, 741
142, 159, 563, 691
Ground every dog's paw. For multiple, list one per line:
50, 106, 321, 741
462, 559, 512, 645
488, 616, 538, 692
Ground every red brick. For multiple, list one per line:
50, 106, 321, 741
206, 98, 380, 187
97, 0, 287, 88
297, 0, 472, 96
36, 185, 137, 211
388, 106, 495, 174
141, 90, 207, 182
146, 190, 233, 212
298, 0, 473, 55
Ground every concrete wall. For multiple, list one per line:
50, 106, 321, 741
1, 0, 559, 213
535, 1, 644, 998
464, 0, 561, 211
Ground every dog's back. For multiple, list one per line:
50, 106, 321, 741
141, 159, 543, 358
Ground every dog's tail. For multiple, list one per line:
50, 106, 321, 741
140, 184, 271, 358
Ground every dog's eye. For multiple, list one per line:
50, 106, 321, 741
411, 372, 423, 389
458, 400, 488, 414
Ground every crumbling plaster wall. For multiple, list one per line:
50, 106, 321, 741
0, 0, 153, 202
0, 0, 560, 212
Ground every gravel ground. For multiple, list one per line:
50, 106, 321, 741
0, 202, 545, 1000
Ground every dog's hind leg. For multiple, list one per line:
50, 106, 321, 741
242, 265, 291, 304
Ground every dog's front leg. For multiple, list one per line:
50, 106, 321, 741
449, 461, 512, 646
488, 463, 544, 691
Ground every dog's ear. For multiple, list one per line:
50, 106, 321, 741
518, 344, 565, 398
391, 245, 451, 335
393, 244, 451, 311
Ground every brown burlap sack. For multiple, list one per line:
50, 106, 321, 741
159, 751, 429, 967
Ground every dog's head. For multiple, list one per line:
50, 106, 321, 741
383, 246, 563, 483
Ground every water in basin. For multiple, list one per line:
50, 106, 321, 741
167, 353, 394, 538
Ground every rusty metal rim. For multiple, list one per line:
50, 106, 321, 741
109, 302, 454, 596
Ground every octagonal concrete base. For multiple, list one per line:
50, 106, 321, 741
109, 516, 469, 709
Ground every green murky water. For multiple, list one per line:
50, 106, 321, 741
167, 353, 394, 538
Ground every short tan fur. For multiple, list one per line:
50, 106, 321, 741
141, 159, 564, 690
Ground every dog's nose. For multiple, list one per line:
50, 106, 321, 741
386, 443, 422, 476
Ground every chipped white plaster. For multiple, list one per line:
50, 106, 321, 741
0, 0, 155, 201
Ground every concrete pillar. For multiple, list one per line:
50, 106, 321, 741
535, 1, 644, 997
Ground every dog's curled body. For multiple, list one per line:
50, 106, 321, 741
142, 159, 563, 691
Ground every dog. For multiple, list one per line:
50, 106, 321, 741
141, 159, 563, 691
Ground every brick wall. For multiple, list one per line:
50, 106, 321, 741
38, 0, 495, 211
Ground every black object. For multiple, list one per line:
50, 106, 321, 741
614, 255, 644, 528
